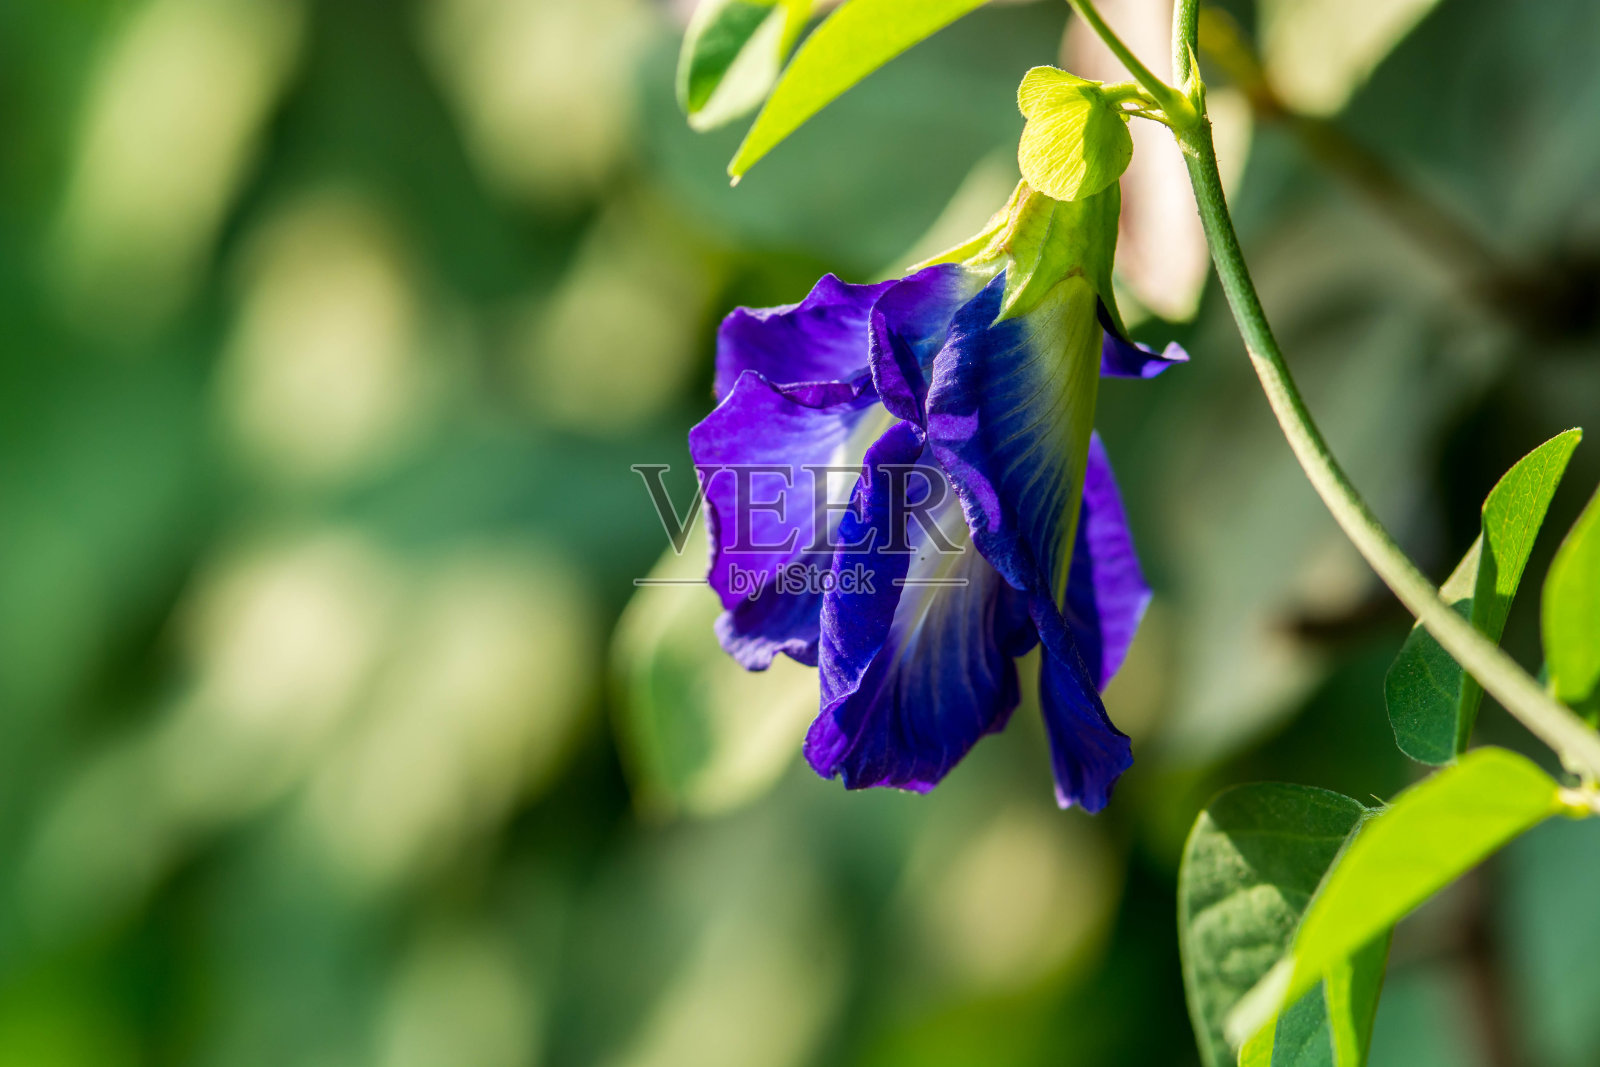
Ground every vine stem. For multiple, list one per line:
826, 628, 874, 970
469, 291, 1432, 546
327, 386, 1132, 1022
1180, 122, 1600, 781
1065, 0, 1192, 122
1172, 0, 1199, 91
1069, 0, 1600, 780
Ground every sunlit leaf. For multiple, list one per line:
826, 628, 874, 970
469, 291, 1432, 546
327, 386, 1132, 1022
1386, 429, 1581, 763
1015, 66, 1132, 202
1178, 783, 1376, 1067
1544, 482, 1600, 721
1323, 939, 1390, 1066
1236, 934, 1390, 1067
649, 1, 1060, 272
1228, 748, 1564, 1050
727, 0, 992, 179
677, 0, 810, 132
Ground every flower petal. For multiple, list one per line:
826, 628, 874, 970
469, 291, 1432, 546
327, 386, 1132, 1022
1032, 595, 1132, 812
809, 424, 1035, 792
1098, 304, 1189, 379
1064, 433, 1151, 688
924, 272, 1103, 603
689, 369, 893, 668
867, 263, 984, 423
715, 274, 898, 399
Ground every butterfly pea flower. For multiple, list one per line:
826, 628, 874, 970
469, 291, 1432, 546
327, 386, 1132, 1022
688, 182, 1185, 810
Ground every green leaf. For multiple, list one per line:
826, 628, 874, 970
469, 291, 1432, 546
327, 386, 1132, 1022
1015, 67, 1133, 202
610, 523, 818, 818
727, 0, 992, 179
1324, 938, 1391, 1066
1177, 783, 1374, 1067
1237, 933, 1390, 1067
1228, 748, 1564, 1050
677, 0, 810, 132
1544, 482, 1600, 721
1386, 429, 1581, 763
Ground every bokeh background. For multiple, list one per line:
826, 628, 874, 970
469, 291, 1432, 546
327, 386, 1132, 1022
2, 0, 1599, 1064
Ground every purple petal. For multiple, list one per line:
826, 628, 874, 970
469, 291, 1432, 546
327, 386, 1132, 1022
1031, 595, 1133, 812
688, 369, 887, 669
867, 264, 983, 424
1063, 433, 1151, 688
1098, 305, 1189, 379
808, 424, 1035, 792
923, 272, 1102, 602
715, 274, 898, 400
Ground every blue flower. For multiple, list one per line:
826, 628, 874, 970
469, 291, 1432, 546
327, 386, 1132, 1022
688, 183, 1185, 810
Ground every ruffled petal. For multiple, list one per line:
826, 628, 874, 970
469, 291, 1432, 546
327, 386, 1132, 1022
867, 264, 985, 423
808, 424, 1035, 792
1032, 596, 1132, 812
924, 272, 1104, 604
689, 369, 894, 668
1098, 304, 1189, 379
1063, 433, 1151, 688
714, 274, 898, 399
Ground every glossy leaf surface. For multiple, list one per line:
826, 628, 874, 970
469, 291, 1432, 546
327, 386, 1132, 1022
1386, 430, 1580, 762
1544, 482, 1600, 721
1229, 748, 1563, 1049
1179, 783, 1374, 1067
728, 0, 992, 178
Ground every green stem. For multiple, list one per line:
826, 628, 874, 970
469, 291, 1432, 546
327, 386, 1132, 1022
1068, 0, 1600, 778
1174, 96, 1600, 781
1065, 0, 1191, 122
1172, 0, 1199, 89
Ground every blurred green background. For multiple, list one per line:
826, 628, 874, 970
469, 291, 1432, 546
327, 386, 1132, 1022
1, 0, 1598, 1064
